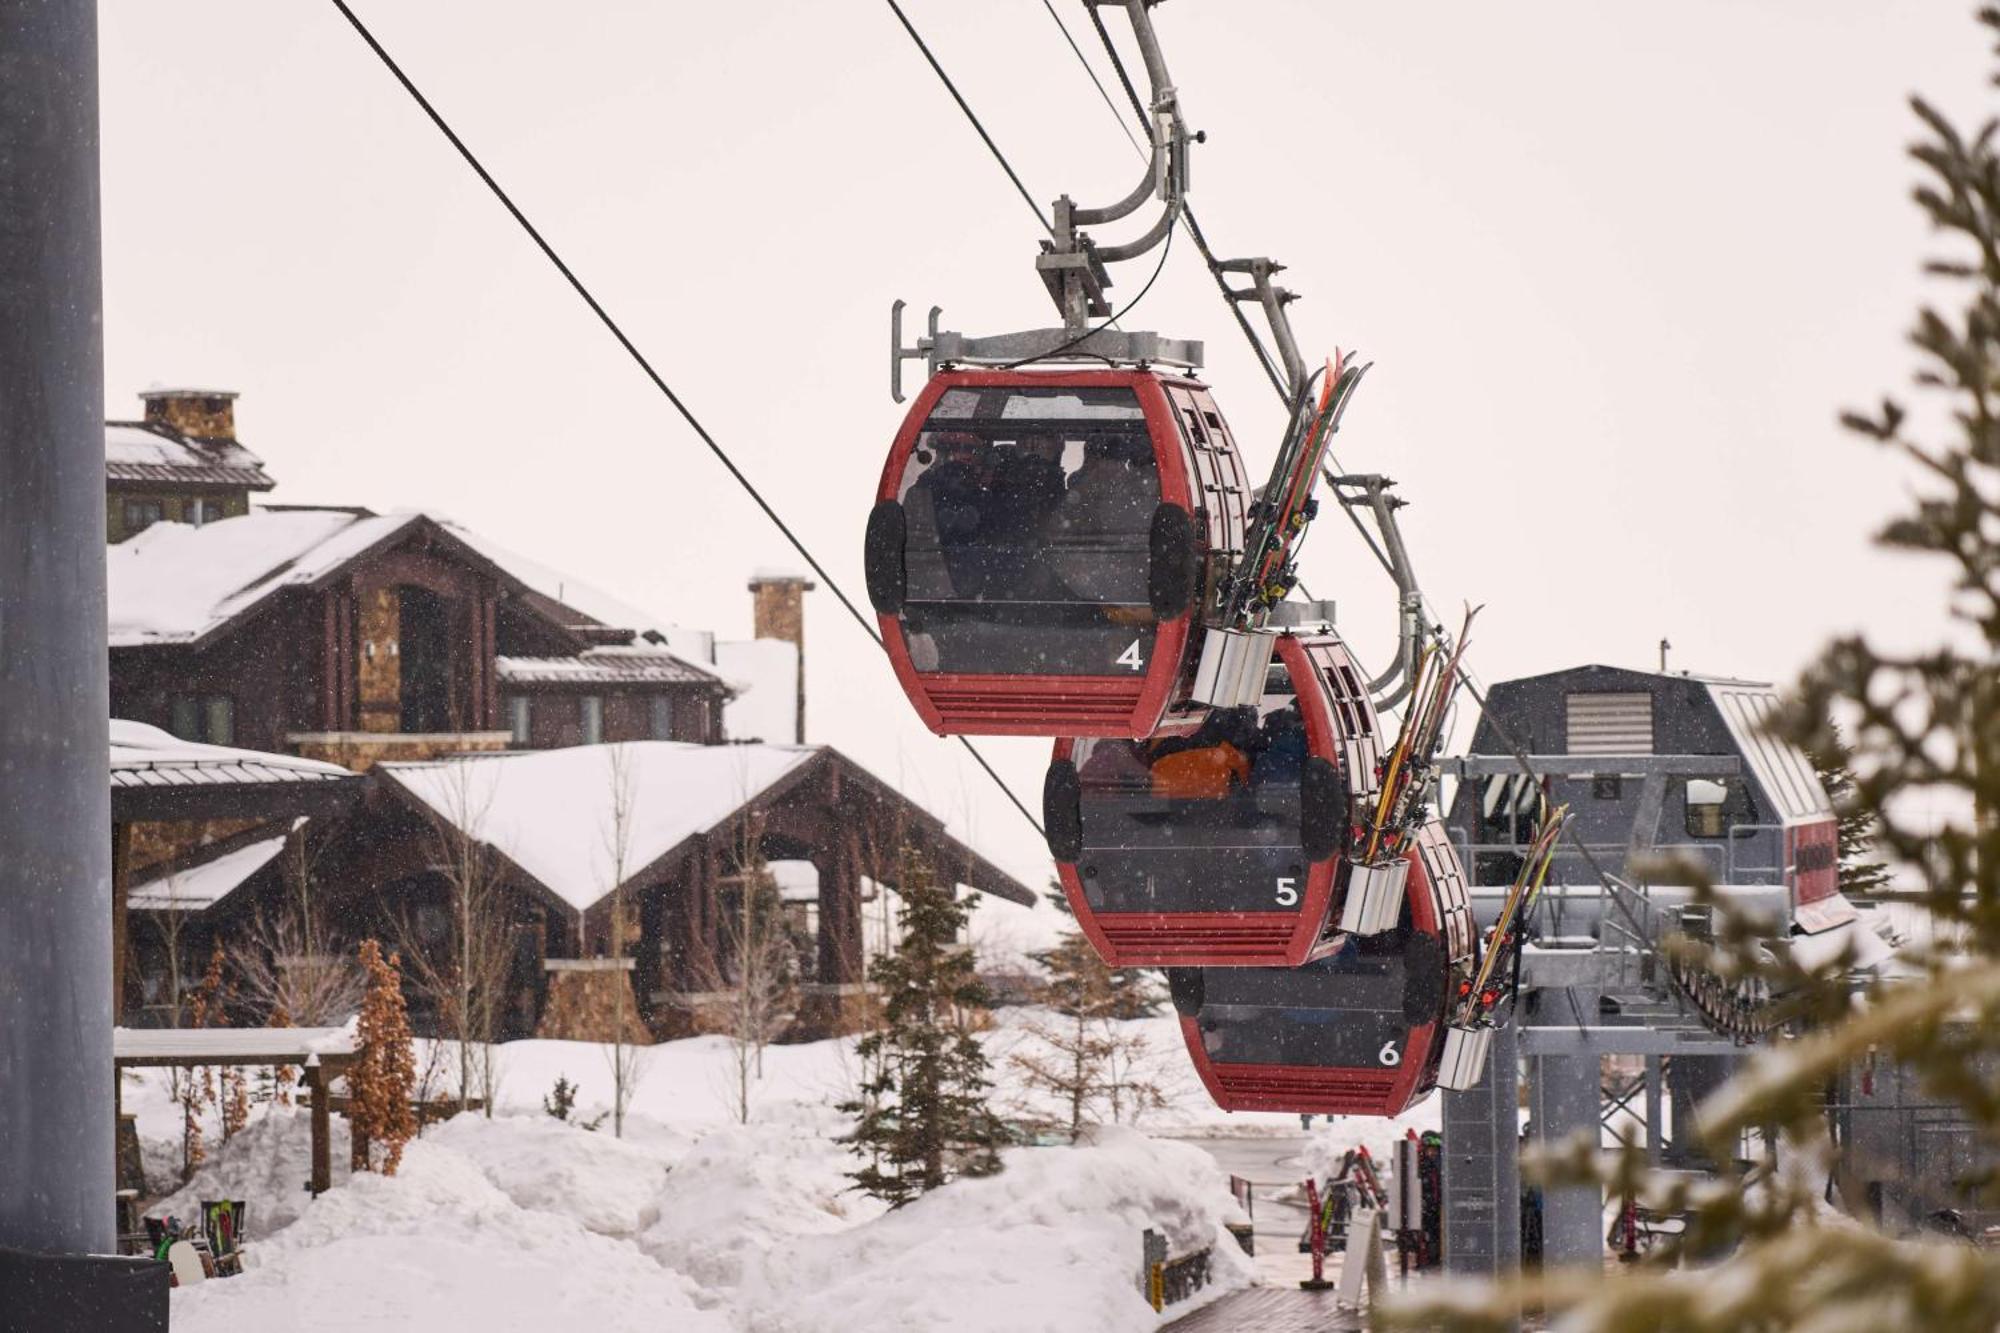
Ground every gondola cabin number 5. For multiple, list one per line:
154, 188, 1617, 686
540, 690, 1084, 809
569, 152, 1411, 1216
1275, 876, 1298, 907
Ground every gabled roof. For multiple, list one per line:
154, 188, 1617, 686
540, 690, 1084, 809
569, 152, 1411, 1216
105, 507, 733, 699
1467, 664, 1833, 825
375, 742, 1034, 916
128, 826, 292, 913
448, 525, 677, 643
106, 421, 274, 490
107, 509, 425, 648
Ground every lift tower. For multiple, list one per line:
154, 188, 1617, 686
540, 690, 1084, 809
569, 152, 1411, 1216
0, 0, 114, 1260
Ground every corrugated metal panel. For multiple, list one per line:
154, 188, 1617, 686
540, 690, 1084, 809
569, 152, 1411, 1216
1564, 692, 1653, 755
1706, 684, 1830, 822
106, 462, 274, 487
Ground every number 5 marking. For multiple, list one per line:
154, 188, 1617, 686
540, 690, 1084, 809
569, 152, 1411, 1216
1378, 1041, 1401, 1067
1116, 639, 1145, 671
1275, 877, 1299, 907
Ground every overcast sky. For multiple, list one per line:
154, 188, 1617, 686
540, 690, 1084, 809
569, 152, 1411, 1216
97, 2, 1988, 923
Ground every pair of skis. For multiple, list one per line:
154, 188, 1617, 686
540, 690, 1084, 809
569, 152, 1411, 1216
1449, 798, 1570, 1030
1359, 606, 1479, 865
1221, 354, 1371, 628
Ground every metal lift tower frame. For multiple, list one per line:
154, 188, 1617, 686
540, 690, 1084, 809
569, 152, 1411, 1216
0, 0, 114, 1259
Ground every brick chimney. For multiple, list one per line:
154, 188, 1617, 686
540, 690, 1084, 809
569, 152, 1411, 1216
748, 569, 815, 744
141, 387, 238, 441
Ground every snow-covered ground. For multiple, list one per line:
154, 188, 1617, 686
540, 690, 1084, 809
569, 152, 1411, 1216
131, 1009, 1325, 1331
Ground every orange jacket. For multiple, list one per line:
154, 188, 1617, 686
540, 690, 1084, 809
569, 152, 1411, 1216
1149, 742, 1250, 800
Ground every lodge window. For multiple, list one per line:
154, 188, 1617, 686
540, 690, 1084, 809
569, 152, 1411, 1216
650, 696, 673, 741
188, 497, 224, 526
580, 695, 604, 745
169, 693, 235, 745
124, 499, 165, 535
1685, 777, 1755, 839
508, 696, 532, 745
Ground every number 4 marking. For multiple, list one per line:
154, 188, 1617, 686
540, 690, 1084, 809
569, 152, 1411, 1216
1116, 639, 1145, 671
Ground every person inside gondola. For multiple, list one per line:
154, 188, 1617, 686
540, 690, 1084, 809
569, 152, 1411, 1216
904, 431, 992, 596
1251, 701, 1309, 788
1145, 705, 1261, 800
981, 432, 1073, 605
1054, 432, 1158, 605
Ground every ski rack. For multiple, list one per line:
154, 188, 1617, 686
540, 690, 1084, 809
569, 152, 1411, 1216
1339, 608, 1477, 936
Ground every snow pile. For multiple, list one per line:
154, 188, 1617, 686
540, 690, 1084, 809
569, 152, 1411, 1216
172, 1133, 726, 1333
149, 1107, 351, 1236
426, 1112, 671, 1237
637, 1116, 883, 1292
740, 1127, 1254, 1333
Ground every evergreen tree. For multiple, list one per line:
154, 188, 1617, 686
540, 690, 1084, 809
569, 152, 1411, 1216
1809, 733, 1894, 900
841, 849, 1007, 1206
1040, 876, 1163, 1020
350, 939, 417, 1176
1011, 932, 1165, 1140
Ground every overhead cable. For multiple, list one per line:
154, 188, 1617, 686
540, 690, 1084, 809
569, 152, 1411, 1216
883, 0, 1056, 237
326, 0, 1044, 838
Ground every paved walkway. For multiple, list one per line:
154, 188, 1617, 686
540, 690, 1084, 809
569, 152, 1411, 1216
1162, 1283, 1367, 1332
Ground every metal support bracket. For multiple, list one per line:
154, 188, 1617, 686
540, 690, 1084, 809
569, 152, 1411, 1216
890, 300, 1203, 400
1324, 473, 1429, 711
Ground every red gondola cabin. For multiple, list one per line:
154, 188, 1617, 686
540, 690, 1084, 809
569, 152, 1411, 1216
865, 368, 1248, 736
1044, 632, 1384, 966
1168, 820, 1475, 1117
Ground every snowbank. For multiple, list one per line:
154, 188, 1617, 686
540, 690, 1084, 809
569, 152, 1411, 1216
149, 1107, 350, 1236
171, 1134, 725, 1332
740, 1128, 1255, 1333
427, 1112, 671, 1237
638, 1120, 884, 1292
149, 1017, 1314, 1329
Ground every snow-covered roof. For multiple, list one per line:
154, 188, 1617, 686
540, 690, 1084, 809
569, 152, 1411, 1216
377, 742, 821, 915
107, 509, 420, 647
497, 645, 726, 688
447, 525, 671, 640
129, 828, 291, 912
105, 421, 273, 489
718, 639, 798, 742
113, 1026, 354, 1066
110, 720, 357, 791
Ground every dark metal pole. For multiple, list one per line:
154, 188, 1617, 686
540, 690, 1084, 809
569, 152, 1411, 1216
0, 0, 113, 1257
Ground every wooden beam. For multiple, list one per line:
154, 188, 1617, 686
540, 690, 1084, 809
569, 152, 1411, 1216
305, 1061, 331, 1197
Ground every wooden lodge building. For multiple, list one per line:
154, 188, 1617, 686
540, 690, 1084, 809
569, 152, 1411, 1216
110, 389, 1033, 1040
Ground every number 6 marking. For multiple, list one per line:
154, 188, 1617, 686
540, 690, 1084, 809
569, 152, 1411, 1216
1378, 1041, 1401, 1067
1116, 639, 1145, 671
1275, 877, 1299, 907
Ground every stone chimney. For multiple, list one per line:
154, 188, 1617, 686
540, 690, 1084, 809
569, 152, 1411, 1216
141, 387, 238, 441
748, 569, 815, 744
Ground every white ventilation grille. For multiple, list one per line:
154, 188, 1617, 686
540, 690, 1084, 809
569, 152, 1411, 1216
1565, 692, 1653, 755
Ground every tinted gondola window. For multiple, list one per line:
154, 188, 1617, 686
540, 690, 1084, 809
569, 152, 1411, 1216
898, 385, 1161, 675
1070, 695, 1314, 915
1196, 945, 1410, 1067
